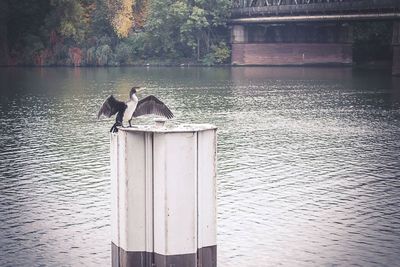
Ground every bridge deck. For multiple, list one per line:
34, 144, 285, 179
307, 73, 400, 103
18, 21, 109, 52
232, 0, 400, 19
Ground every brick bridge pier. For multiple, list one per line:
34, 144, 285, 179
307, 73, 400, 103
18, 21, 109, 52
230, 0, 400, 75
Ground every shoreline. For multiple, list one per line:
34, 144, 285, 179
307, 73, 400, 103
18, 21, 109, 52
0, 60, 393, 70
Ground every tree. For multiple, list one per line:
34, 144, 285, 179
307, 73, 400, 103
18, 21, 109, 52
181, 6, 209, 60
5, 0, 51, 64
143, 0, 189, 58
2, 0, 232, 65
108, 0, 135, 38
43, 0, 89, 45
143, 0, 231, 60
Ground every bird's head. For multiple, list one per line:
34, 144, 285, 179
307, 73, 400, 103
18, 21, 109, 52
130, 86, 144, 99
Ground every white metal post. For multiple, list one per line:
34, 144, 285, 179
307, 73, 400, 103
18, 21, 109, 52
111, 124, 217, 267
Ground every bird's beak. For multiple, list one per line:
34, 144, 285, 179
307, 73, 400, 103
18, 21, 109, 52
137, 87, 146, 92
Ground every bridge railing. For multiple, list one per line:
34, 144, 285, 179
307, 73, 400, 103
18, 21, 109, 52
233, 0, 353, 8
232, 0, 400, 17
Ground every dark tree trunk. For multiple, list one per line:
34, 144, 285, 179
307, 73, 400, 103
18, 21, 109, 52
197, 36, 200, 61
0, 0, 8, 65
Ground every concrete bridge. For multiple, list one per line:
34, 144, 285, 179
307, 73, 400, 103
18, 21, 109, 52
230, 0, 400, 75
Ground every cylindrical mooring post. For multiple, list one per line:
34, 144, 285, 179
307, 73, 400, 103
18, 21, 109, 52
111, 124, 217, 267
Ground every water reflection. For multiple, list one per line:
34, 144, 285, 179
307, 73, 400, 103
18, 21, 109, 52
231, 66, 353, 81
0, 67, 400, 266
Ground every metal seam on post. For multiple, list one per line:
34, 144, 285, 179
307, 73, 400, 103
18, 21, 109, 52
164, 133, 168, 257
124, 132, 127, 256
151, 132, 155, 267
144, 132, 148, 267
196, 131, 199, 265
116, 134, 120, 266
125, 131, 129, 257
144, 133, 147, 266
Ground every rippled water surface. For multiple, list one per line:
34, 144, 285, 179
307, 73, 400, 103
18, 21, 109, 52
1, 67, 400, 266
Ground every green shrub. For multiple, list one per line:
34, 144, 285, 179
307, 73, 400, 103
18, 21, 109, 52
211, 42, 230, 64
125, 32, 148, 58
202, 42, 230, 65
22, 34, 45, 64
95, 44, 113, 66
115, 42, 132, 63
98, 35, 112, 46
86, 46, 96, 65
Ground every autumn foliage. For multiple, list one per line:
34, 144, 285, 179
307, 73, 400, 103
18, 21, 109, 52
1, 0, 232, 66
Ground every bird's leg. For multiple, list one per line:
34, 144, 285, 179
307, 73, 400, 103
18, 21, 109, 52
128, 119, 132, 127
110, 121, 122, 133
110, 123, 117, 133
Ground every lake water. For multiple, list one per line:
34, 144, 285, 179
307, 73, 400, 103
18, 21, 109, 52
1, 67, 400, 267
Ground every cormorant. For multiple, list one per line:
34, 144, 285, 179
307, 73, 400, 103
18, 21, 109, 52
97, 87, 174, 132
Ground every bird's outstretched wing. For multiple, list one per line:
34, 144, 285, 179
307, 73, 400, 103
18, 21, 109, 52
132, 95, 174, 119
97, 95, 126, 119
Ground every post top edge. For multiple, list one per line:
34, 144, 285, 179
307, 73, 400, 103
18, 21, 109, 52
116, 123, 217, 133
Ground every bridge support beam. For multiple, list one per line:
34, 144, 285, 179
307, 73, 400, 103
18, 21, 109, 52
393, 22, 400, 76
231, 25, 248, 65
231, 25, 248, 44
231, 23, 353, 66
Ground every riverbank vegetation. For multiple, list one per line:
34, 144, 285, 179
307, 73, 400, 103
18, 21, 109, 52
0, 1, 393, 67
0, 0, 231, 66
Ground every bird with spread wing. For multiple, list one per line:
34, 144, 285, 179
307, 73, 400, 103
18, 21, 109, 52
97, 87, 174, 133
